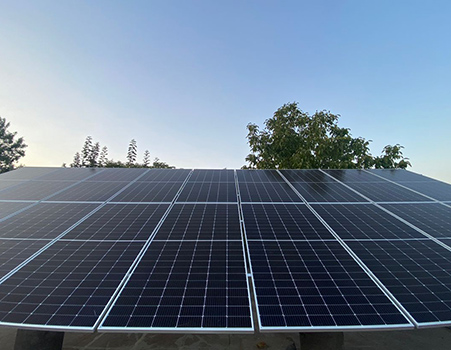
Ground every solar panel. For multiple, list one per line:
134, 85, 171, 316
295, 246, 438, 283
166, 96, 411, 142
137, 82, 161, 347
0, 166, 450, 334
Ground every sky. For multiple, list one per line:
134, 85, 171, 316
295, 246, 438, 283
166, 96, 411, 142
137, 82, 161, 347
0, 0, 450, 183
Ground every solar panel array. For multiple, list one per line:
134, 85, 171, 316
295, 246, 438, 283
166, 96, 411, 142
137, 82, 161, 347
0, 167, 450, 333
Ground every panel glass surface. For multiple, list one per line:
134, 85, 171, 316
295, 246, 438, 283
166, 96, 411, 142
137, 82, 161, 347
0, 180, 26, 191
249, 240, 410, 329
177, 182, 237, 202
239, 182, 301, 202
381, 203, 451, 238
0, 202, 33, 220
242, 204, 333, 240
0, 203, 98, 239
281, 170, 335, 183
397, 181, 451, 201
137, 169, 191, 182
48, 182, 129, 202
189, 170, 235, 183
0, 168, 57, 180
0, 181, 77, 201
292, 182, 368, 202
346, 182, 431, 202
0, 241, 144, 328
367, 169, 433, 182
101, 240, 252, 330
236, 170, 284, 183
323, 170, 386, 183
63, 204, 169, 240
0, 239, 49, 280
37, 168, 101, 181
88, 168, 148, 181
346, 239, 451, 324
112, 182, 183, 202
311, 204, 425, 240
153, 204, 241, 241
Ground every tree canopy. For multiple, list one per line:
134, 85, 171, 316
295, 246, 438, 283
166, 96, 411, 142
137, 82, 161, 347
70, 136, 174, 169
0, 117, 27, 173
244, 102, 410, 169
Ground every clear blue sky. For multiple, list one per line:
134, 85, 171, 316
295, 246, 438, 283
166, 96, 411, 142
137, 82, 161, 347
1, 1, 450, 182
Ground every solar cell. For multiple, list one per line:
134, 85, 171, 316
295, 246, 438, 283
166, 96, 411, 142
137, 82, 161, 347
242, 204, 333, 240
345, 182, 431, 202
0, 181, 78, 201
0, 239, 49, 280
346, 239, 451, 324
281, 169, 335, 183
48, 182, 129, 202
311, 204, 425, 240
292, 182, 368, 202
137, 169, 191, 182
153, 203, 242, 241
367, 169, 432, 182
0, 241, 144, 329
381, 203, 451, 238
0, 180, 26, 191
112, 182, 183, 202
0, 203, 98, 239
239, 182, 301, 202
189, 169, 235, 183
323, 169, 386, 183
0, 168, 57, 180
89, 168, 148, 182
36, 168, 102, 181
177, 182, 237, 202
236, 170, 284, 183
100, 240, 252, 331
397, 181, 451, 201
63, 204, 169, 240
0, 202, 34, 220
248, 240, 410, 329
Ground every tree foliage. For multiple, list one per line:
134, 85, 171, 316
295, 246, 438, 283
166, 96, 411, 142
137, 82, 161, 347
0, 117, 27, 173
70, 137, 174, 169
244, 102, 410, 169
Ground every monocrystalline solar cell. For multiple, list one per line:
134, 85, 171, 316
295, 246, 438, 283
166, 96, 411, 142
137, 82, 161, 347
36, 168, 102, 181
189, 170, 235, 182
0, 240, 145, 329
0, 202, 33, 220
281, 170, 335, 183
292, 182, 368, 202
346, 182, 431, 202
323, 169, 386, 183
381, 203, 451, 238
0, 181, 78, 201
242, 204, 333, 240
236, 170, 284, 183
239, 182, 301, 202
112, 182, 183, 202
63, 204, 169, 240
89, 168, 148, 182
0, 180, 26, 191
397, 181, 451, 201
137, 169, 191, 182
48, 181, 129, 202
0, 168, 57, 180
311, 204, 425, 240
0, 203, 98, 239
248, 240, 410, 329
100, 240, 252, 330
177, 182, 237, 202
0, 239, 49, 280
367, 169, 432, 182
153, 204, 242, 241
346, 239, 451, 324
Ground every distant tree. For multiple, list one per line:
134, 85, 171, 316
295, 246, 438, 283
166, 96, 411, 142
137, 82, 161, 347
373, 144, 411, 169
152, 157, 174, 169
127, 139, 137, 166
0, 117, 27, 173
143, 150, 150, 167
244, 102, 410, 170
71, 152, 82, 167
99, 146, 109, 167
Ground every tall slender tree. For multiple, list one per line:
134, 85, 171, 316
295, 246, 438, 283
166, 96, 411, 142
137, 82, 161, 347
99, 146, 109, 167
143, 150, 150, 167
0, 117, 27, 173
127, 139, 137, 166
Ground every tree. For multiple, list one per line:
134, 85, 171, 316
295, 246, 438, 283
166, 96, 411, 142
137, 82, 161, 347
99, 146, 108, 167
244, 102, 410, 169
127, 139, 137, 166
143, 150, 150, 167
152, 157, 174, 169
71, 152, 82, 167
0, 117, 27, 173
373, 144, 411, 169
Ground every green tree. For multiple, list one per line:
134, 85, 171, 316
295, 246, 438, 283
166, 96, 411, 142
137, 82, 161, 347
127, 139, 137, 166
152, 157, 174, 169
71, 152, 82, 167
244, 102, 410, 169
0, 117, 27, 173
143, 150, 150, 167
99, 146, 108, 167
373, 144, 411, 169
